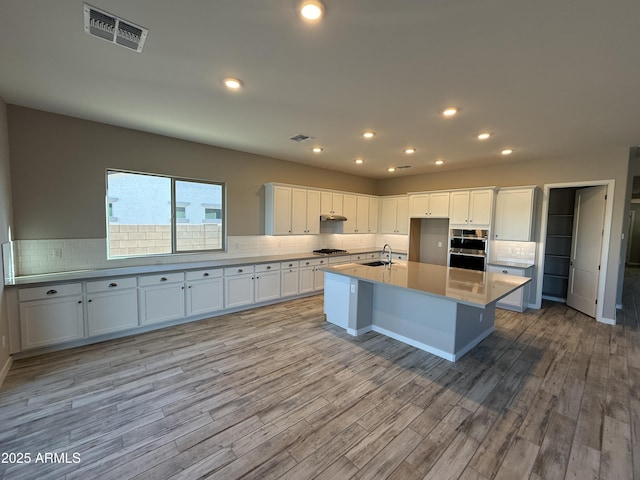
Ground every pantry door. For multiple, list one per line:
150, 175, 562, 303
566, 185, 607, 317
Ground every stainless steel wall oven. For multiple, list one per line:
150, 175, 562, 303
449, 229, 488, 271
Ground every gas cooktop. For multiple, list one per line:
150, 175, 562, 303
313, 248, 348, 255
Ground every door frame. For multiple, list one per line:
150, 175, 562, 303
535, 179, 615, 324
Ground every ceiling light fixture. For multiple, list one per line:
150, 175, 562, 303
404, 148, 416, 154
355, 158, 364, 164
363, 131, 376, 139
442, 107, 458, 117
298, 0, 325, 21
501, 148, 513, 155
477, 132, 491, 140
387, 167, 396, 172
312, 147, 323, 153
223, 77, 242, 90
435, 160, 444, 165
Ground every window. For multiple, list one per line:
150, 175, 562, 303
106, 170, 226, 258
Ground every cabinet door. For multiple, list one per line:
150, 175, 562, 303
429, 192, 450, 217
321, 192, 343, 215
20, 296, 84, 349
186, 278, 224, 316
342, 194, 358, 233
449, 191, 470, 225
396, 196, 409, 234
255, 270, 281, 302
139, 283, 185, 324
224, 274, 255, 308
299, 266, 315, 293
273, 186, 292, 235
291, 188, 308, 234
487, 266, 526, 310
305, 190, 321, 234
314, 267, 325, 291
355, 196, 370, 234
368, 197, 379, 233
494, 189, 535, 241
409, 195, 429, 217
380, 198, 398, 233
87, 289, 138, 336
281, 268, 299, 297
469, 190, 493, 226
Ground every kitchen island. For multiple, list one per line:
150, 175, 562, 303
321, 261, 531, 361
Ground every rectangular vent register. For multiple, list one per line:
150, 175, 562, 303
84, 4, 148, 52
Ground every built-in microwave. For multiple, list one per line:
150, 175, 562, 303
449, 229, 488, 271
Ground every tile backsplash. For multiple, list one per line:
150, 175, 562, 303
489, 240, 537, 264
10, 234, 409, 276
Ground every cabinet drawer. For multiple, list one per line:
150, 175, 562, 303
224, 265, 254, 277
300, 258, 327, 268
280, 260, 299, 269
487, 266, 526, 276
328, 255, 350, 264
87, 277, 137, 293
255, 263, 279, 273
185, 269, 223, 281
19, 283, 82, 302
138, 272, 184, 286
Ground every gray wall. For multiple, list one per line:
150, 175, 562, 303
7, 106, 377, 239
0, 98, 13, 373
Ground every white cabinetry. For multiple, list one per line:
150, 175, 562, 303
342, 194, 358, 234
186, 269, 224, 316
380, 196, 409, 234
350, 252, 379, 262
291, 188, 320, 235
87, 277, 138, 336
409, 191, 450, 218
487, 265, 532, 312
254, 263, 281, 303
224, 265, 255, 309
449, 189, 494, 227
368, 197, 379, 233
138, 273, 185, 325
299, 258, 327, 293
343, 195, 376, 234
281, 261, 300, 297
18, 283, 84, 350
265, 184, 292, 235
320, 192, 343, 216
494, 187, 537, 241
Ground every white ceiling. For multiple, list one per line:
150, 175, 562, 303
1, 1, 639, 179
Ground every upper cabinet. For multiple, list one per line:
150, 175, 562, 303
380, 196, 409, 234
409, 191, 450, 218
343, 194, 378, 234
265, 184, 320, 235
494, 187, 537, 241
449, 189, 495, 227
320, 192, 343, 216
368, 197, 379, 233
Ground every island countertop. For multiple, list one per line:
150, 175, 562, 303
320, 261, 531, 308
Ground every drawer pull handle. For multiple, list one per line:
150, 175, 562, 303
160, 277, 168, 282
266, 266, 271, 270
203, 272, 209, 277
46, 289, 57, 295
502, 270, 508, 274
289, 263, 293, 267
108, 283, 118, 288
238, 269, 243, 273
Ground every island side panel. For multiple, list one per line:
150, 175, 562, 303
348, 279, 373, 335
371, 283, 457, 360
324, 272, 351, 329
453, 302, 496, 360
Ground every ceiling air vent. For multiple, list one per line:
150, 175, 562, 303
396, 165, 412, 170
290, 134, 313, 143
84, 4, 148, 53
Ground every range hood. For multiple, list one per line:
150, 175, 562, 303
320, 213, 347, 221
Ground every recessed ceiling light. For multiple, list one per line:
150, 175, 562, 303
435, 160, 444, 165
387, 167, 396, 172
477, 132, 491, 140
442, 107, 458, 117
363, 131, 376, 139
298, 0, 324, 21
355, 158, 364, 164
312, 147, 323, 153
404, 148, 416, 154
223, 77, 242, 90
501, 148, 513, 155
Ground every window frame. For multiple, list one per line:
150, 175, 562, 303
106, 169, 227, 258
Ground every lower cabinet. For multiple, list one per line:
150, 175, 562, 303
186, 269, 224, 316
87, 277, 138, 336
138, 273, 186, 325
281, 261, 300, 297
18, 283, 84, 350
224, 266, 255, 308
255, 265, 281, 303
487, 265, 532, 312
299, 258, 327, 293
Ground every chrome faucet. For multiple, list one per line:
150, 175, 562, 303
382, 243, 392, 267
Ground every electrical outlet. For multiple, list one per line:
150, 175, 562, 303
437, 241, 443, 248
1, 335, 6, 349
53, 248, 63, 258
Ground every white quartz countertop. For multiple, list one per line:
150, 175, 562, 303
487, 260, 535, 269
321, 261, 531, 308
6, 247, 402, 287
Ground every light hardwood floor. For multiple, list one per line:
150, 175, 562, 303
1, 270, 640, 480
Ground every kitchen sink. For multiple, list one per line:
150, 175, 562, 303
361, 260, 394, 267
